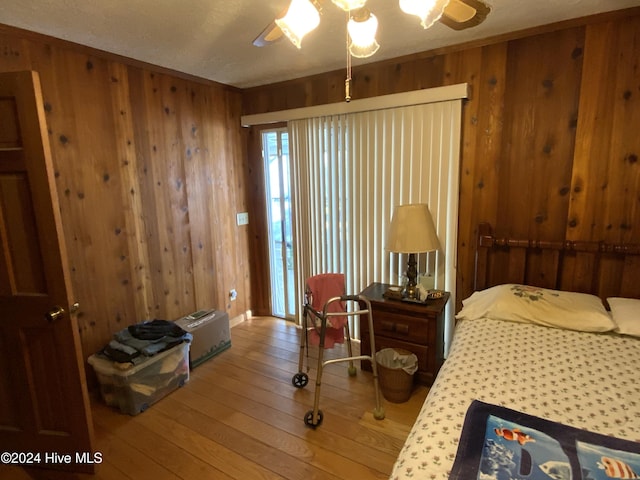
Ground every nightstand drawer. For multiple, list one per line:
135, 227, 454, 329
363, 310, 430, 344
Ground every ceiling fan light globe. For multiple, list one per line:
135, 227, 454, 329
349, 40, 380, 58
399, 0, 450, 29
275, 0, 321, 48
347, 12, 378, 47
332, 0, 368, 11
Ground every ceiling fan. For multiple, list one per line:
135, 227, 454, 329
253, 0, 491, 48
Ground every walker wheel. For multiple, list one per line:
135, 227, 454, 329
292, 372, 309, 388
304, 409, 324, 428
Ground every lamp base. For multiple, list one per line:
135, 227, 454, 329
403, 284, 418, 300
403, 253, 419, 300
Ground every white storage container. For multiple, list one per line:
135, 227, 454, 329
88, 342, 190, 415
174, 310, 230, 368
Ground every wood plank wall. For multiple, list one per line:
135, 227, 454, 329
1, 7, 638, 362
242, 8, 640, 309
0, 25, 251, 371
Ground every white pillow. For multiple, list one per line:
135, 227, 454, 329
607, 297, 640, 337
456, 284, 616, 332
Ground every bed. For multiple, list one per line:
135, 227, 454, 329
390, 224, 640, 480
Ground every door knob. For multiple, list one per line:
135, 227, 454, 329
46, 306, 65, 322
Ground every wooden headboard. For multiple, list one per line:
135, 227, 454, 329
474, 223, 640, 301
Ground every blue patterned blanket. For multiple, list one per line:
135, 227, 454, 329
450, 400, 640, 480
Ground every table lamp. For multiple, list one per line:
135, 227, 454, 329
386, 203, 440, 300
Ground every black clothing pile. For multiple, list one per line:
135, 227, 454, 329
99, 319, 192, 365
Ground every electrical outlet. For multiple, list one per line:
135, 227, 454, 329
229, 289, 237, 301
236, 212, 249, 226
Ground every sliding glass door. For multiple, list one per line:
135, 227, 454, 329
262, 129, 295, 320
288, 100, 462, 345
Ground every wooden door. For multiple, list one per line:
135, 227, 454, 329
0, 71, 95, 473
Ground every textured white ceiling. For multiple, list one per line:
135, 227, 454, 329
1, 0, 639, 88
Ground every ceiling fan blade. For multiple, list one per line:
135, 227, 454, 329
253, 21, 284, 47
440, 0, 490, 30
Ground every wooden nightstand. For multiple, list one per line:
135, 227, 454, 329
359, 282, 449, 385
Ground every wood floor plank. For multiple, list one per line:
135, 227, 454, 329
200, 350, 415, 444
90, 413, 181, 480
154, 395, 346, 480
222, 319, 428, 425
169, 382, 394, 476
9, 317, 427, 480
131, 404, 280, 480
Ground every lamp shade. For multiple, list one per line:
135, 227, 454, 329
386, 203, 440, 253
332, 0, 367, 11
399, 0, 450, 29
348, 10, 379, 58
275, 0, 321, 49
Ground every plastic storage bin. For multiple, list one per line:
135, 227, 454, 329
88, 341, 190, 415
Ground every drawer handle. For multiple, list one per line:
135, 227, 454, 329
381, 321, 395, 332
395, 324, 409, 335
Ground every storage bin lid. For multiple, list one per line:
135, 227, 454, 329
88, 341, 188, 378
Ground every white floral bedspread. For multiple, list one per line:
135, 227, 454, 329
390, 318, 640, 479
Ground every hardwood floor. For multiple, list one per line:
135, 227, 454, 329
2, 317, 428, 480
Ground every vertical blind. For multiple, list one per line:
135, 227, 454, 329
289, 99, 462, 351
